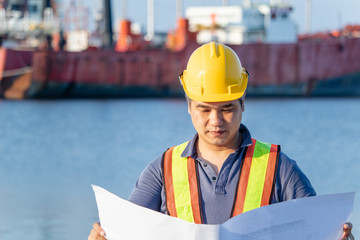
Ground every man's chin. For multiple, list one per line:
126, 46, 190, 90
208, 138, 229, 147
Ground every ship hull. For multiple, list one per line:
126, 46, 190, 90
310, 71, 360, 96
246, 71, 360, 97
26, 46, 195, 99
2, 38, 360, 99
0, 48, 34, 99
28, 82, 184, 99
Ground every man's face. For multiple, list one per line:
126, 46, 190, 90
188, 99, 244, 149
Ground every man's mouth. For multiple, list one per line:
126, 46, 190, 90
208, 130, 226, 136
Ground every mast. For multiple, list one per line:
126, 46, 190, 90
145, 0, 154, 41
305, 0, 311, 33
121, 0, 127, 19
104, 0, 114, 48
42, 0, 51, 18
176, 0, 182, 19
243, 0, 251, 8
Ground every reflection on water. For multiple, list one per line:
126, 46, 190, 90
0, 98, 359, 239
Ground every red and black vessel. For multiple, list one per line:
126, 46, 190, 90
1, 0, 360, 99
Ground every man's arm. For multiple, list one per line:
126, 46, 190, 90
273, 151, 316, 202
88, 155, 164, 240
128, 154, 164, 211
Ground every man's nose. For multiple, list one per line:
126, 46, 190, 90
209, 110, 223, 126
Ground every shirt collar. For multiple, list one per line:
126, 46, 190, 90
181, 123, 253, 158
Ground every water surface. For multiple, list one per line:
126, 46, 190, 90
0, 98, 359, 239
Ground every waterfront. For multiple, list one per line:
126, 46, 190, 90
0, 98, 359, 239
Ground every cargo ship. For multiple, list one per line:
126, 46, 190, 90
0, 0, 58, 98
1, 0, 360, 99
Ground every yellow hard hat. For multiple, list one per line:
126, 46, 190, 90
180, 42, 248, 102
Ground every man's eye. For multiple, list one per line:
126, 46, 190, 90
222, 108, 233, 112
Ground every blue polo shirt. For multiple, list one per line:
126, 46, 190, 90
129, 124, 316, 224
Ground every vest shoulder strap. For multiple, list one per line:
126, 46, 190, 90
231, 138, 280, 217
162, 141, 203, 223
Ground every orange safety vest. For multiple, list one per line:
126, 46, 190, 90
162, 138, 280, 224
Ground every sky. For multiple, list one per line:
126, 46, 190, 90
61, 0, 360, 35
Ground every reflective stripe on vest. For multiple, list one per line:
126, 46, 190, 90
162, 139, 279, 223
162, 142, 203, 223
231, 138, 279, 217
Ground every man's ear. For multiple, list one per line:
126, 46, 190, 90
241, 94, 246, 112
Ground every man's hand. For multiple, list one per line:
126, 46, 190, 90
341, 222, 354, 240
88, 222, 106, 240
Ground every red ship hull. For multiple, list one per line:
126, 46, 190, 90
2, 37, 360, 99
0, 48, 33, 99
27, 38, 360, 98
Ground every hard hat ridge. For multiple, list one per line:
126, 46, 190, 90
209, 41, 220, 59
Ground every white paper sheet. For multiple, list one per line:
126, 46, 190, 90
92, 185, 354, 240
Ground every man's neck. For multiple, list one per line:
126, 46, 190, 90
196, 133, 242, 175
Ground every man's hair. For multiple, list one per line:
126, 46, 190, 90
185, 94, 191, 103
185, 94, 245, 105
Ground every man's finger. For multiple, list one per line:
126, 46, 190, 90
344, 222, 353, 231
88, 229, 107, 240
92, 222, 105, 236
342, 222, 354, 240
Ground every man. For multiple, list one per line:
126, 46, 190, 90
88, 42, 354, 240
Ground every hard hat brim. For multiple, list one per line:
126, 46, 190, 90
180, 71, 248, 102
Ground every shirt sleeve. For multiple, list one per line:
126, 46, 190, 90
128, 154, 163, 211
273, 151, 316, 203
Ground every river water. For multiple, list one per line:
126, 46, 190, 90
0, 98, 359, 239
